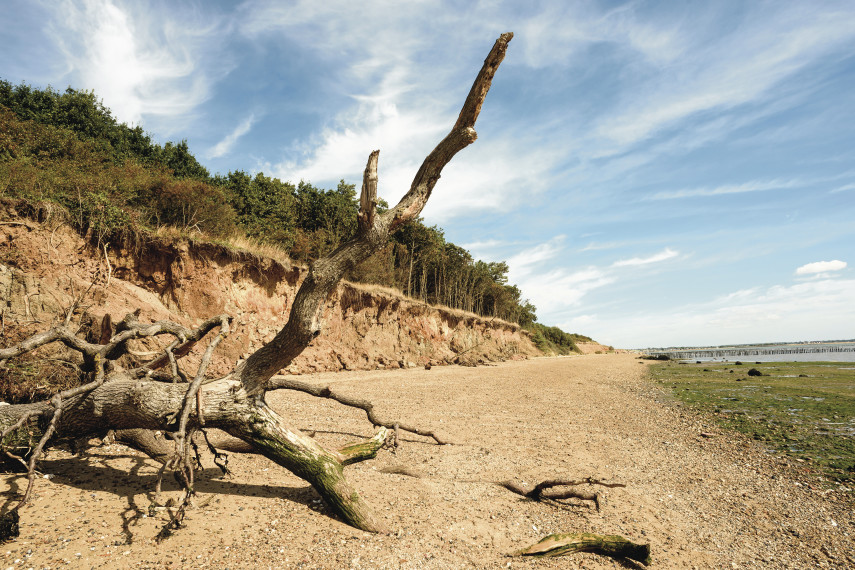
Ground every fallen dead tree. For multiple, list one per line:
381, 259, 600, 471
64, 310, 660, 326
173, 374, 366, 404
1, 30, 515, 538
1, 33, 651, 564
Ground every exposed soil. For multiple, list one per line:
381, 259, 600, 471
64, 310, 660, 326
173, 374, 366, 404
4, 354, 852, 569
0, 213, 539, 387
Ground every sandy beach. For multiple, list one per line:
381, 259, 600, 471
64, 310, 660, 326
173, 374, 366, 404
3, 354, 853, 568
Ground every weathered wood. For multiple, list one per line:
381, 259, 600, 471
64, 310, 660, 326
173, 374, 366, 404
513, 532, 651, 565
268, 376, 452, 445
498, 477, 626, 511
0, 376, 389, 531
235, 32, 514, 396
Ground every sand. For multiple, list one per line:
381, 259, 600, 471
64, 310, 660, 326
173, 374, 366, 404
3, 354, 853, 569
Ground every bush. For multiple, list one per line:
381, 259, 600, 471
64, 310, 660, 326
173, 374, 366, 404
138, 178, 236, 237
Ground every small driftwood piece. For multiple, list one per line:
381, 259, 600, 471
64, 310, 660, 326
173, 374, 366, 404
268, 376, 452, 445
498, 477, 626, 511
513, 532, 651, 565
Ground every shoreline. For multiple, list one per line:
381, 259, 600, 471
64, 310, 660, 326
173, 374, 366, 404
3, 354, 852, 568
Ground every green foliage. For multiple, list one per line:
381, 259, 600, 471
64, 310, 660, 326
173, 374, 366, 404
159, 140, 210, 180
136, 177, 235, 237
0, 79, 208, 179
528, 323, 585, 355
0, 106, 226, 240
292, 180, 358, 259
216, 170, 297, 246
347, 219, 540, 325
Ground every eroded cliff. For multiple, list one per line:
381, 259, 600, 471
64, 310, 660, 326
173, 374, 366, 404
1, 207, 539, 379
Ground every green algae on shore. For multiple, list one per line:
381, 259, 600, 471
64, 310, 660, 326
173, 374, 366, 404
649, 360, 855, 485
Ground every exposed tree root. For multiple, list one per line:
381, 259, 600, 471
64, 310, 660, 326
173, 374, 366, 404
513, 532, 651, 565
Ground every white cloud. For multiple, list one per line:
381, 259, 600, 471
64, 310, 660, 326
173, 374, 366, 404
646, 179, 800, 200
207, 114, 257, 159
612, 247, 679, 267
244, 2, 563, 220
576, 278, 855, 348
580, 241, 623, 252
592, 4, 855, 151
518, 267, 615, 315
831, 183, 855, 193
46, 0, 224, 131
795, 260, 847, 275
505, 236, 567, 280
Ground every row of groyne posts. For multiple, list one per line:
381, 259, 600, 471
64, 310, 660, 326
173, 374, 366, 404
643, 345, 855, 360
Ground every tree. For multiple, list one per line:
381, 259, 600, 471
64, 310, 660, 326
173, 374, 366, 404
0, 33, 516, 536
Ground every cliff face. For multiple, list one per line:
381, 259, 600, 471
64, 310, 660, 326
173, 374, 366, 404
1, 212, 539, 376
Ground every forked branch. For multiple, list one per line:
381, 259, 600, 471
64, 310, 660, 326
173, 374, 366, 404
236, 32, 514, 396
499, 477, 626, 511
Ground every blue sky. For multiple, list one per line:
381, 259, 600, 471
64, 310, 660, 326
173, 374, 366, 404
2, 0, 854, 348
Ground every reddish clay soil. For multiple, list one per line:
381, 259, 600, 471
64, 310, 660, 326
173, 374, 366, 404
3, 354, 853, 569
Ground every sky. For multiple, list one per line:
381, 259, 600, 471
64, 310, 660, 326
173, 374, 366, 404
2, 0, 854, 349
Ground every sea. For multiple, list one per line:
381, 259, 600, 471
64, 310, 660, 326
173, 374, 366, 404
644, 342, 855, 363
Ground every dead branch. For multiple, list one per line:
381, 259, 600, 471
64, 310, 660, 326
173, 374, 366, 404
268, 375, 452, 445
374, 468, 622, 514
235, 32, 514, 397
513, 532, 651, 565
498, 477, 626, 511
0, 312, 230, 510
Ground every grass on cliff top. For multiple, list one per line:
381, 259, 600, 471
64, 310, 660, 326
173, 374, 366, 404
649, 360, 855, 484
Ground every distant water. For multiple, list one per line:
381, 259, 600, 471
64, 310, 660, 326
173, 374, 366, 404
645, 342, 855, 363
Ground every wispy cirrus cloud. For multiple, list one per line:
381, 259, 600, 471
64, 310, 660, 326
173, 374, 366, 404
645, 179, 802, 201
207, 114, 257, 159
830, 183, 855, 193
505, 237, 680, 320
239, 1, 564, 219
591, 3, 855, 152
568, 277, 855, 348
45, 0, 226, 132
506, 236, 567, 280
612, 247, 679, 267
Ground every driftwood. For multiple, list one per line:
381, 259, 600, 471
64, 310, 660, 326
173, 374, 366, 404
513, 532, 651, 565
499, 477, 626, 511
1, 34, 656, 566
377, 467, 623, 513
0, 33, 515, 536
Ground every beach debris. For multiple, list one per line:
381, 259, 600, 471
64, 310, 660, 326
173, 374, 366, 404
512, 532, 651, 565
